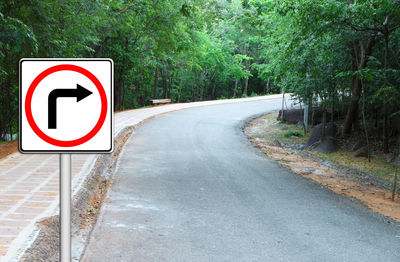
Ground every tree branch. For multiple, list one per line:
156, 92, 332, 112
116, 1, 138, 14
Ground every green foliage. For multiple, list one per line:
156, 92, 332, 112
1, 0, 400, 145
283, 130, 303, 138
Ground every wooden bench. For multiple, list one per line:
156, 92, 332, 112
151, 99, 171, 106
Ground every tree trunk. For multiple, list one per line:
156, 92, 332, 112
383, 22, 390, 153
233, 80, 238, 98
322, 109, 327, 141
361, 80, 371, 162
265, 77, 270, 94
168, 75, 173, 99
331, 88, 335, 122
383, 99, 389, 153
281, 87, 285, 121
153, 67, 158, 99
120, 81, 126, 110
211, 80, 216, 99
343, 36, 376, 134
191, 85, 196, 102
114, 77, 122, 111
162, 70, 168, 99
392, 167, 398, 201
244, 78, 248, 97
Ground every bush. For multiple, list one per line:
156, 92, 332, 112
283, 131, 303, 138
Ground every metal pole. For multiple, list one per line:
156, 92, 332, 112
60, 154, 71, 262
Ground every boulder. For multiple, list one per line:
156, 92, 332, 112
306, 122, 338, 148
351, 140, 366, 151
296, 120, 304, 129
384, 153, 395, 162
273, 139, 282, 147
314, 137, 339, 154
277, 109, 304, 124
299, 167, 316, 175
277, 108, 333, 126
354, 146, 369, 158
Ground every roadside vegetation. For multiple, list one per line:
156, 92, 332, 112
249, 113, 396, 182
1, 0, 400, 160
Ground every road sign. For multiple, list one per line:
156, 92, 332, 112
19, 59, 113, 153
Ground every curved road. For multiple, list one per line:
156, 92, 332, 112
83, 98, 400, 261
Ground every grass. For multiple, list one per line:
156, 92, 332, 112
311, 150, 395, 180
283, 130, 303, 138
249, 113, 310, 145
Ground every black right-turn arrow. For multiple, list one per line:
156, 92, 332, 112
48, 84, 93, 129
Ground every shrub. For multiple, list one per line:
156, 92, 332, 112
283, 131, 303, 138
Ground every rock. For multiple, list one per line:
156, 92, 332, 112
273, 139, 282, 147
383, 152, 400, 164
314, 137, 340, 154
351, 140, 366, 151
296, 120, 304, 129
393, 154, 400, 166
383, 153, 395, 162
354, 146, 369, 158
306, 122, 338, 148
277, 109, 304, 124
277, 108, 333, 125
299, 168, 316, 175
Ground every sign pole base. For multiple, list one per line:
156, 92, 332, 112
60, 154, 71, 262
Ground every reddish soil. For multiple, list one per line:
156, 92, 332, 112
0, 140, 18, 160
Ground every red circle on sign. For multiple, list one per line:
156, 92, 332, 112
25, 64, 108, 147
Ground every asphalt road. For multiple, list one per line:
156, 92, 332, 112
83, 98, 400, 262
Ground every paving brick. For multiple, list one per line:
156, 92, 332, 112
0, 227, 19, 235
36, 192, 57, 197
0, 236, 14, 245
4, 190, 32, 195
0, 206, 11, 212
0, 220, 29, 228
20, 202, 52, 208
27, 196, 55, 202
0, 196, 24, 201
39, 187, 58, 191
0, 246, 8, 256
6, 213, 39, 220
0, 200, 18, 206
14, 207, 46, 215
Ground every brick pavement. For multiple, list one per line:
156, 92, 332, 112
0, 95, 283, 261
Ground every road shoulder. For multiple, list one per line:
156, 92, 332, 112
245, 113, 400, 222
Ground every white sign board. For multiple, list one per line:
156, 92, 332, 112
19, 59, 113, 153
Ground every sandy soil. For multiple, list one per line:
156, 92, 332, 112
245, 115, 400, 222
0, 140, 18, 160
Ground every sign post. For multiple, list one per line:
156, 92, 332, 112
60, 154, 71, 262
19, 59, 113, 261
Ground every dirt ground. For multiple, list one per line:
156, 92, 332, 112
0, 140, 18, 160
245, 114, 400, 222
